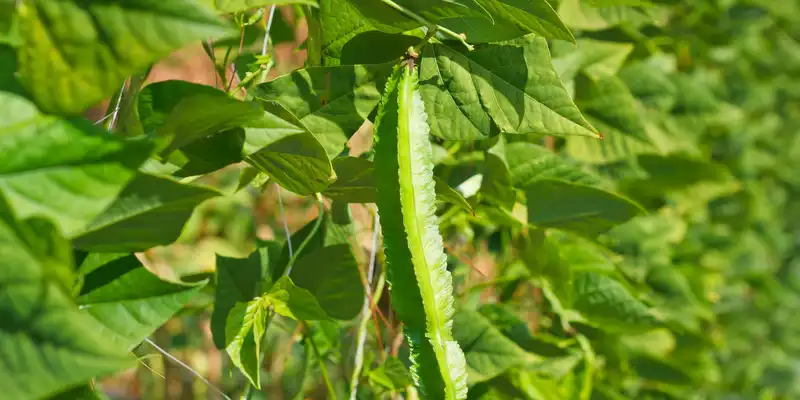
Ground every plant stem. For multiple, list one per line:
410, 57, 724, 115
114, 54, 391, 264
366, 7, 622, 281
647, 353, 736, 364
378, 0, 474, 51
577, 334, 595, 400
285, 192, 325, 276
349, 209, 382, 399
306, 323, 337, 400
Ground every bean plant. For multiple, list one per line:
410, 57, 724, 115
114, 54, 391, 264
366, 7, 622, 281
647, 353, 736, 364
2, 0, 800, 399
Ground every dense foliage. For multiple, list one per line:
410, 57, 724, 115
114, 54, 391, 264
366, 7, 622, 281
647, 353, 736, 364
2, 0, 800, 399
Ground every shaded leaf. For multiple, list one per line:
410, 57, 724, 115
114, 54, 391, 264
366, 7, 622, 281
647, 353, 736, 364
505, 141, 601, 187
0, 92, 152, 236
267, 276, 330, 321
72, 173, 220, 252
17, 0, 233, 114
253, 61, 395, 156
324, 156, 377, 203
0, 194, 132, 400
572, 271, 661, 333
526, 180, 643, 237
246, 133, 336, 196
369, 357, 414, 391
434, 176, 474, 214
77, 254, 204, 351
453, 309, 530, 384
289, 244, 363, 320
211, 249, 270, 349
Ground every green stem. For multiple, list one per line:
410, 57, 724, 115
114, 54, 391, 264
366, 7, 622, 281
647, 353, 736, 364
285, 192, 325, 276
576, 334, 595, 400
306, 324, 337, 400
378, 0, 474, 51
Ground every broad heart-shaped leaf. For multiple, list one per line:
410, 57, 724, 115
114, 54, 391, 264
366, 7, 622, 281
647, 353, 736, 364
420, 35, 597, 140
525, 180, 643, 237
452, 309, 530, 385
212, 249, 269, 349
76, 254, 204, 351
572, 271, 660, 333
245, 133, 336, 196
0, 195, 132, 400
0, 92, 152, 236
72, 173, 220, 252
16, 0, 234, 114
202, 0, 317, 13
505, 141, 602, 188
289, 244, 363, 320
253, 61, 395, 157
369, 357, 414, 391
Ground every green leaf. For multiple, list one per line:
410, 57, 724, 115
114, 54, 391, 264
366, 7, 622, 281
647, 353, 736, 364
72, 173, 220, 252
565, 74, 656, 164
48, 384, 111, 400
319, 0, 419, 65
246, 133, 336, 196
479, 136, 516, 209
224, 275, 327, 388
77, 254, 204, 351
324, 156, 377, 203
618, 60, 677, 111
516, 229, 572, 303
551, 39, 634, 81
204, 0, 317, 14
369, 357, 414, 391
525, 180, 643, 236
0, 194, 132, 400
0, 92, 152, 236
157, 91, 272, 156
453, 309, 530, 385
0, 43, 24, 94
253, 61, 395, 156
630, 355, 695, 386
267, 276, 330, 321
211, 249, 269, 349
225, 299, 267, 388
572, 271, 660, 333
505, 141, 601, 187
16, 0, 234, 114
374, 65, 467, 399
434, 176, 474, 214
441, 0, 575, 43
289, 244, 363, 320
420, 35, 597, 140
